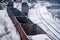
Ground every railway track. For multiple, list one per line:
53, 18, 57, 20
27, 5, 60, 40
34, 7, 60, 40
37, 14, 59, 40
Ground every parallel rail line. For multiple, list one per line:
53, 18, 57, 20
35, 8, 60, 40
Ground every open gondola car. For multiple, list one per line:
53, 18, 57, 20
7, 5, 46, 40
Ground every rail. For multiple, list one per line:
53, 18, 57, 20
36, 8, 60, 40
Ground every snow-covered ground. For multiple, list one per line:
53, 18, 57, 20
0, 9, 20, 40
14, 2, 22, 11
31, 34, 51, 40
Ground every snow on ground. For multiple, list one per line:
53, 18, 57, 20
0, 9, 20, 40
31, 34, 51, 40
47, 9, 60, 23
39, 5, 60, 39
14, 2, 21, 11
